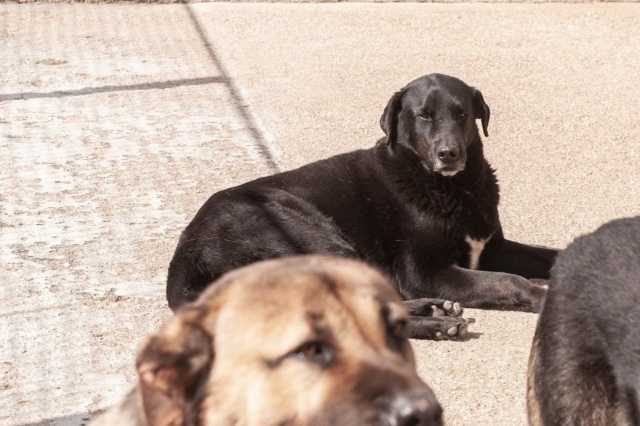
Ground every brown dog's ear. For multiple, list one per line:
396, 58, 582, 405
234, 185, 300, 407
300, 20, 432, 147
472, 88, 490, 137
379, 88, 405, 147
136, 309, 213, 426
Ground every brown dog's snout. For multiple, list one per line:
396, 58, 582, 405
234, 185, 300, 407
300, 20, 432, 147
379, 392, 443, 426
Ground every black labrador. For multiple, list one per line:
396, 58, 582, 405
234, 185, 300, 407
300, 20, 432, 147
167, 73, 558, 340
527, 216, 640, 425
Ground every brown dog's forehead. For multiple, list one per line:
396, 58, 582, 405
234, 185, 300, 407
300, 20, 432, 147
203, 255, 403, 307
199, 256, 406, 357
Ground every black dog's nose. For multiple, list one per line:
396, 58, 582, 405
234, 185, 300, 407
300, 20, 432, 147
437, 146, 459, 162
387, 394, 443, 426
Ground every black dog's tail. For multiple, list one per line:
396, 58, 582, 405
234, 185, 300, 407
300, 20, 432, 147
166, 249, 216, 312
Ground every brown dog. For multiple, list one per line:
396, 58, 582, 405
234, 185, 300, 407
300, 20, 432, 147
92, 256, 443, 426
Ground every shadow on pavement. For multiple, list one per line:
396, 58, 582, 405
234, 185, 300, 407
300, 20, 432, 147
16, 411, 99, 426
182, 3, 280, 174
0, 76, 226, 102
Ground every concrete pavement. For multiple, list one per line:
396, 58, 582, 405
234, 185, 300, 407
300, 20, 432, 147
1, 3, 639, 425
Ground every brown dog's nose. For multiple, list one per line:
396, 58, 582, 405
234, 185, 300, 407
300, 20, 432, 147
385, 394, 443, 426
437, 146, 459, 163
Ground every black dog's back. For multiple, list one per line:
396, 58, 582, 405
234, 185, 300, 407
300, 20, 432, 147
167, 149, 380, 310
528, 216, 640, 425
166, 140, 483, 311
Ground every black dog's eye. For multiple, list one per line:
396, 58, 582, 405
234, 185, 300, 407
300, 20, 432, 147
291, 341, 333, 365
418, 111, 433, 121
457, 111, 468, 120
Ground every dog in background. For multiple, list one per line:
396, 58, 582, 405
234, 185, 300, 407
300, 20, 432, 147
92, 256, 443, 426
167, 73, 558, 340
527, 216, 640, 425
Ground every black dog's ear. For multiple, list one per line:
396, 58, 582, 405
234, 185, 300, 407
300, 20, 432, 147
380, 88, 405, 147
136, 307, 213, 426
472, 88, 490, 137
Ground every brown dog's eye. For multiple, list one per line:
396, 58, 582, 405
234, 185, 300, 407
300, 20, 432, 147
390, 319, 407, 338
299, 343, 320, 357
291, 341, 333, 365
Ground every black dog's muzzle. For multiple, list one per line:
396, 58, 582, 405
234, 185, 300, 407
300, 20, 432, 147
433, 140, 466, 176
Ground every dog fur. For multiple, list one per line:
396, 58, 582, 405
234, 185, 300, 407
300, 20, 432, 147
527, 216, 640, 426
92, 256, 443, 426
167, 73, 558, 339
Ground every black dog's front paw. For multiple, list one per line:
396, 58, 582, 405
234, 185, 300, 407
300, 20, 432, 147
406, 316, 475, 340
404, 298, 463, 317
432, 300, 463, 317
434, 316, 475, 340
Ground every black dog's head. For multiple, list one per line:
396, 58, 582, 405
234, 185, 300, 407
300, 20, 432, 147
380, 74, 490, 177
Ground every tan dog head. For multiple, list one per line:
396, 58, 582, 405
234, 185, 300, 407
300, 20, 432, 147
136, 256, 442, 426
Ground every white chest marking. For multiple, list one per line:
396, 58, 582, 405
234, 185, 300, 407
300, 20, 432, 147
465, 235, 489, 270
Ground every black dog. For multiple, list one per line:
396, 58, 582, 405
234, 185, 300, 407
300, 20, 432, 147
527, 216, 640, 425
167, 73, 557, 340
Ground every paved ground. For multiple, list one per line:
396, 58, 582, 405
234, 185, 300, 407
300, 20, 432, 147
1, 3, 639, 426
